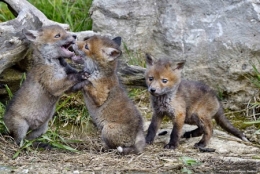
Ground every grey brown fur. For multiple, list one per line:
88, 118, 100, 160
4, 25, 86, 145
72, 35, 145, 154
145, 54, 248, 150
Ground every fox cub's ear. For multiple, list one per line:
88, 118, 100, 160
102, 47, 121, 61
102, 37, 122, 61
145, 53, 154, 66
112, 37, 121, 47
22, 29, 39, 41
173, 60, 186, 70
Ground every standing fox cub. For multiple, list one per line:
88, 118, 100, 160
4, 25, 86, 145
145, 54, 248, 150
71, 35, 145, 154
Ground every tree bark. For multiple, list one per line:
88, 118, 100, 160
118, 63, 146, 88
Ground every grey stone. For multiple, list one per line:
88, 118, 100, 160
90, 0, 260, 110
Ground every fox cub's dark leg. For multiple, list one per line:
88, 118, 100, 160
59, 58, 78, 74
26, 122, 49, 140
59, 58, 89, 92
194, 116, 213, 148
70, 80, 90, 92
12, 119, 29, 145
146, 113, 164, 144
164, 112, 185, 149
182, 114, 204, 138
59, 57, 89, 80
181, 113, 213, 148
164, 124, 181, 149
182, 127, 203, 138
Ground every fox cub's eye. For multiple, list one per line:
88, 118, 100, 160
54, 33, 61, 38
148, 77, 154, 81
162, 79, 168, 83
85, 44, 89, 50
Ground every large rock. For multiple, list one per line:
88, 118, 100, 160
90, 0, 260, 110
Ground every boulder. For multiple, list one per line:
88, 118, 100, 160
90, 0, 260, 110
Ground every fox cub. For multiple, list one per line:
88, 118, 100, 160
4, 25, 86, 145
72, 35, 145, 154
145, 54, 248, 150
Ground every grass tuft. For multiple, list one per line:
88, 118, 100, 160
0, 102, 8, 134
0, 2, 15, 22
55, 92, 90, 126
123, 43, 146, 67
180, 156, 201, 174
28, 0, 93, 31
249, 59, 260, 88
244, 59, 260, 126
0, 1, 92, 31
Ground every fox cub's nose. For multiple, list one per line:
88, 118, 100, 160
150, 88, 156, 93
72, 35, 77, 39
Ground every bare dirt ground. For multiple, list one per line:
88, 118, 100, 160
1, 121, 260, 174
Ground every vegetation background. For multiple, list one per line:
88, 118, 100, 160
0, 0, 93, 31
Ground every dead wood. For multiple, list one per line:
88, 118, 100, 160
118, 62, 146, 88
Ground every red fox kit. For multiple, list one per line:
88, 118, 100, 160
71, 35, 145, 154
145, 54, 248, 150
4, 25, 86, 145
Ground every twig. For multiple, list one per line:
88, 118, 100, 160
225, 109, 247, 115
247, 99, 251, 118
247, 113, 260, 118
253, 97, 256, 121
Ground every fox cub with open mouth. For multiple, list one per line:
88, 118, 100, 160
4, 25, 87, 145
145, 54, 248, 151
72, 35, 145, 154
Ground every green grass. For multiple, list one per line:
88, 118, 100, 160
54, 93, 90, 127
13, 128, 81, 159
249, 59, 260, 88
0, 0, 93, 31
0, 102, 7, 133
243, 59, 260, 126
28, 0, 92, 31
0, 2, 15, 22
123, 43, 146, 67
180, 156, 201, 174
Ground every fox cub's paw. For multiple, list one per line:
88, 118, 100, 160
79, 71, 90, 80
164, 143, 177, 149
145, 137, 154, 145
194, 143, 216, 152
